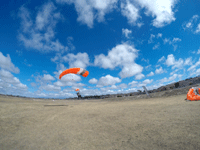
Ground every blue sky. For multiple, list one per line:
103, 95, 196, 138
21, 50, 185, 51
1, 0, 200, 98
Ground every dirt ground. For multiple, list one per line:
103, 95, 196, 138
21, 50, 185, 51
0, 94, 200, 150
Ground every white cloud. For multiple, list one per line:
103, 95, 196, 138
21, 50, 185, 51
119, 63, 143, 78
148, 34, 155, 43
196, 68, 200, 75
97, 75, 121, 87
135, 73, 145, 80
183, 15, 200, 34
184, 57, 192, 66
158, 56, 165, 63
18, 3, 68, 53
195, 23, 200, 33
128, 80, 138, 87
166, 54, 176, 66
56, 0, 177, 28
153, 42, 160, 50
0, 52, 20, 73
170, 69, 178, 75
197, 48, 200, 54
56, 0, 118, 28
121, 0, 141, 27
143, 79, 153, 85
187, 58, 200, 71
135, 0, 177, 27
122, 28, 132, 38
59, 73, 81, 82
94, 43, 143, 78
157, 33, 162, 38
172, 37, 181, 42
42, 74, 55, 81
62, 52, 90, 69
31, 82, 37, 87
145, 65, 151, 70
163, 37, 181, 51
147, 71, 154, 77
159, 74, 179, 83
39, 84, 61, 92
165, 54, 191, 70
89, 78, 98, 84
0, 69, 28, 95
155, 67, 165, 74
118, 83, 128, 89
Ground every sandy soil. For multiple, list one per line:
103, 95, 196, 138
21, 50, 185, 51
0, 95, 200, 150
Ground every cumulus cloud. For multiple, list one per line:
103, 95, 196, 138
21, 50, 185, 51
62, 52, 90, 69
56, 0, 118, 28
135, 0, 177, 27
118, 83, 128, 89
157, 33, 162, 38
18, 3, 68, 53
128, 80, 138, 87
153, 42, 160, 50
121, 0, 141, 27
119, 63, 143, 79
42, 74, 55, 81
155, 67, 165, 74
59, 73, 81, 82
94, 43, 143, 78
51, 52, 90, 74
0, 52, 20, 73
147, 71, 154, 77
165, 54, 175, 66
187, 58, 200, 71
122, 28, 132, 38
158, 56, 165, 63
163, 37, 181, 51
97, 75, 121, 87
165, 54, 191, 70
135, 73, 145, 80
148, 34, 155, 43
184, 57, 192, 66
195, 23, 200, 33
197, 48, 200, 54
183, 15, 200, 34
0, 69, 28, 95
143, 79, 153, 85
159, 74, 180, 83
39, 84, 61, 92
89, 78, 98, 84
56, 0, 178, 28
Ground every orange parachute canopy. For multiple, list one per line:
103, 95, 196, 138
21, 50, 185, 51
59, 68, 89, 79
75, 88, 79, 91
187, 87, 200, 101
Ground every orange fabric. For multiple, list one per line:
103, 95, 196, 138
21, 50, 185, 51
59, 68, 80, 79
187, 88, 200, 101
82, 71, 89, 77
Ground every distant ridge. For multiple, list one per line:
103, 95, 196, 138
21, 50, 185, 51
1, 76, 200, 100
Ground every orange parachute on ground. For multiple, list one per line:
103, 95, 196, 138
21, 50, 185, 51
187, 87, 200, 101
59, 68, 89, 79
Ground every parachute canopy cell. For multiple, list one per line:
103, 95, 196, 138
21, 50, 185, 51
187, 87, 200, 101
59, 68, 89, 79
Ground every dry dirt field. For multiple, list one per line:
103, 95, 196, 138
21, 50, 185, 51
0, 94, 200, 150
